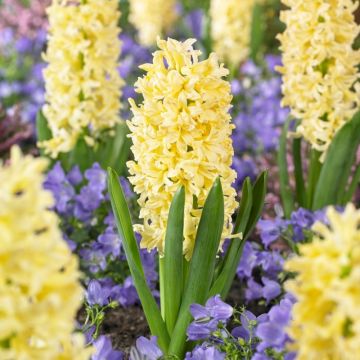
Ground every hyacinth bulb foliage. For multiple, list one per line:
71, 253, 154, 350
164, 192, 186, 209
108, 36, 267, 359
277, 107, 360, 219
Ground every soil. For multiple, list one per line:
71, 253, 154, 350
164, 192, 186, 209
98, 277, 253, 355
101, 305, 149, 355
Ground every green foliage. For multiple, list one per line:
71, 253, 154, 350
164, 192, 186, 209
37, 111, 130, 174
108, 170, 267, 357
279, 110, 360, 214
108, 167, 170, 352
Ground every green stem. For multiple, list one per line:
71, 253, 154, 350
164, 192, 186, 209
159, 257, 166, 320
306, 149, 322, 209
278, 118, 294, 218
292, 138, 306, 207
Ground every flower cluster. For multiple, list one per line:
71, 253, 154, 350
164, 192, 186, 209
128, 0, 178, 46
40, 0, 123, 157
44, 161, 158, 309
0, 147, 91, 359
0, 28, 46, 124
128, 38, 238, 258
285, 204, 360, 359
231, 56, 289, 188
210, 0, 258, 67
277, 0, 360, 157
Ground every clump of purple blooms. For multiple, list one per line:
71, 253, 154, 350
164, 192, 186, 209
44, 161, 158, 349
0, 27, 45, 125
231, 56, 289, 188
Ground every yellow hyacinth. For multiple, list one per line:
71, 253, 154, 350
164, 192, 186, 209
129, 0, 177, 47
0, 147, 92, 359
285, 204, 360, 359
277, 0, 360, 158
40, 0, 123, 157
210, 0, 258, 68
127, 38, 238, 259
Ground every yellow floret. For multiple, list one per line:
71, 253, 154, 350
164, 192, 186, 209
285, 204, 360, 359
210, 0, 258, 68
0, 146, 92, 360
40, 0, 123, 158
277, 0, 360, 159
127, 38, 238, 259
129, 0, 178, 47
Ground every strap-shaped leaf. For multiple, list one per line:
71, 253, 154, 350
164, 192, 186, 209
169, 178, 224, 358
162, 186, 185, 334
292, 138, 306, 207
107, 168, 170, 352
96, 123, 131, 175
250, 3, 265, 62
36, 110, 52, 143
278, 118, 294, 218
209, 177, 253, 298
244, 171, 268, 238
313, 110, 360, 209
306, 149, 322, 209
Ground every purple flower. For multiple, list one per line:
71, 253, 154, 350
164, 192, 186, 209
245, 277, 281, 303
187, 296, 233, 341
258, 218, 287, 247
237, 242, 258, 279
256, 298, 293, 353
111, 277, 138, 307
86, 279, 111, 306
97, 227, 122, 259
80, 243, 108, 273
85, 163, 107, 192
68, 165, 83, 185
232, 310, 258, 342
15, 37, 33, 53
231, 79, 242, 96
120, 177, 134, 198
44, 162, 75, 214
92, 335, 123, 360
131, 337, 162, 360
262, 277, 281, 303
232, 157, 257, 188
185, 9, 204, 39
185, 344, 225, 360
245, 278, 264, 301
205, 295, 233, 321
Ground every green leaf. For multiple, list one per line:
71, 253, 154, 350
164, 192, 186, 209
169, 178, 224, 358
250, 3, 265, 62
66, 136, 92, 172
36, 111, 52, 157
306, 149, 322, 209
209, 177, 253, 298
107, 168, 170, 352
244, 171, 268, 238
161, 186, 185, 335
278, 118, 294, 218
96, 123, 131, 175
313, 110, 360, 209
292, 138, 306, 207
113, 123, 131, 175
